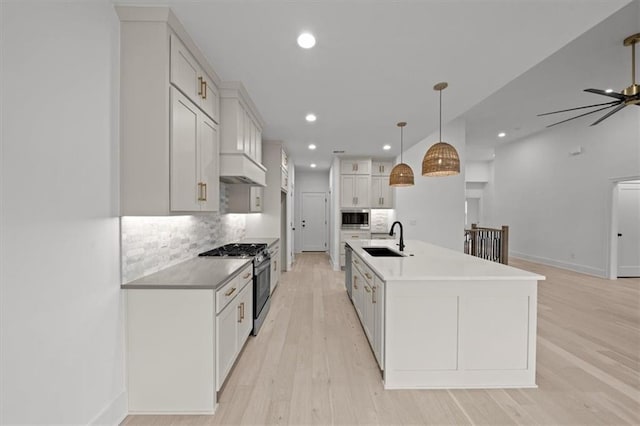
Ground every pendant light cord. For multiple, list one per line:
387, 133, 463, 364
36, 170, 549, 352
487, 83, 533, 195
439, 89, 442, 142
400, 125, 404, 163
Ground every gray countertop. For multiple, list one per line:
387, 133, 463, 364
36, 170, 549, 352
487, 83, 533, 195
241, 237, 279, 248
121, 257, 252, 290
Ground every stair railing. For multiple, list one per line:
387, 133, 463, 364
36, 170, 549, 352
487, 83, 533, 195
464, 224, 509, 264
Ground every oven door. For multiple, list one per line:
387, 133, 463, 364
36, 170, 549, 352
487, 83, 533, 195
252, 257, 271, 335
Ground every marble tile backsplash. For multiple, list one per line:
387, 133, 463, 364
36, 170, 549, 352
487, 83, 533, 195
120, 184, 246, 283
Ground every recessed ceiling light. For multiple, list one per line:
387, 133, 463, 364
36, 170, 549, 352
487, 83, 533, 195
498, 132, 506, 138
310, 163, 317, 168
305, 113, 317, 122
308, 144, 316, 150
297, 32, 316, 49
383, 144, 391, 150
605, 88, 614, 93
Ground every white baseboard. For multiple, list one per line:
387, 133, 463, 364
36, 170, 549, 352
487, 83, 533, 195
510, 251, 606, 278
90, 391, 127, 426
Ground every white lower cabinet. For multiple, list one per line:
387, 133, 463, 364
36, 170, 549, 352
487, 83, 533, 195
269, 243, 280, 294
351, 252, 385, 371
216, 276, 253, 391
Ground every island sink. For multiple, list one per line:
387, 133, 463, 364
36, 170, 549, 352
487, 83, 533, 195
362, 247, 404, 257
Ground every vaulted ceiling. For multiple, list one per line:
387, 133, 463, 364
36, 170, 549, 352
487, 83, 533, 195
116, 0, 633, 168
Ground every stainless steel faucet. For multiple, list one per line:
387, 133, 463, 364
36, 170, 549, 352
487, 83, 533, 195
389, 221, 405, 252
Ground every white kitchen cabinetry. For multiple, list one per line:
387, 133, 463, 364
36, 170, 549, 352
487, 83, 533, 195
215, 267, 253, 391
118, 7, 222, 215
219, 83, 266, 186
341, 159, 371, 175
372, 275, 385, 368
227, 186, 263, 213
171, 88, 219, 212
350, 250, 385, 371
371, 176, 394, 209
170, 35, 219, 122
269, 242, 280, 294
340, 230, 371, 267
340, 175, 370, 208
372, 160, 394, 176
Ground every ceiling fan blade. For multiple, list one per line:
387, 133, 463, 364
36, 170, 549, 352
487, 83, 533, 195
537, 100, 621, 117
584, 88, 626, 100
545, 104, 618, 128
590, 104, 627, 126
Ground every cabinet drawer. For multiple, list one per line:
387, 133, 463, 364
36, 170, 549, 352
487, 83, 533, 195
352, 254, 374, 285
216, 264, 252, 314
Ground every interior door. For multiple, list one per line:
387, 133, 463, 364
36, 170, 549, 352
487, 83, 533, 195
301, 192, 327, 251
617, 181, 640, 277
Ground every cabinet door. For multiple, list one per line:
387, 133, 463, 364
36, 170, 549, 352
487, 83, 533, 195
341, 175, 356, 208
255, 129, 262, 164
354, 176, 370, 207
373, 161, 393, 176
373, 276, 385, 369
171, 89, 201, 212
362, 282, 374, 343
356, 160, 371, 175
170, 36, 201, 106
199, 74, 219, 123
216, 299, 238, 391
250, 186, 263, 212
371, 176, 393, 208
281, 169, 289, 193
243, 110, 252, 158
340, 160, 358, 174
199, 115, 219, 212
352, 269, 364, 322
236, 283, 253, 347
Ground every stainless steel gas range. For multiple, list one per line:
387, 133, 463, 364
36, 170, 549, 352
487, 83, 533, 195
199, 243, 271, 335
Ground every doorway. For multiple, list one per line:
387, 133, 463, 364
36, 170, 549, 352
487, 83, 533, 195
301, 192, 327, 251
616, 180, 640, 277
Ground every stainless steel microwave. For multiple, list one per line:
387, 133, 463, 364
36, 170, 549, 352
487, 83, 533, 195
341, 209, 370, 229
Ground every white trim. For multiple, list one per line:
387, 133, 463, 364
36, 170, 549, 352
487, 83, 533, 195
607, 175, 640, 279
89, 391, 128, 426
510, 251, 605, 278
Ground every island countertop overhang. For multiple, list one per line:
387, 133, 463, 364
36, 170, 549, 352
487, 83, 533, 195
346, 239, 545, 282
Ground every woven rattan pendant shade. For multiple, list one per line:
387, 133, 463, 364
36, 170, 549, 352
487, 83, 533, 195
389, 162, 415, 187
422, 142, 460, 176
422, 82, 460, 177
389, 122, 415, 187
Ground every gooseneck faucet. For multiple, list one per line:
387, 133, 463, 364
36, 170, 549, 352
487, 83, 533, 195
389, 221, 405, 252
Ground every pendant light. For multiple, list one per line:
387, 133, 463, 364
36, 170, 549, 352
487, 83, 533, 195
389, 122, 415, 187
422, 82, 460, 177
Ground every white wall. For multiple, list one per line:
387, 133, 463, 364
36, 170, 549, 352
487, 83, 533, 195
394, 119, 467, 251
294, 170, 330, 253
1, 2, 126, 424
485, 107, 640, 277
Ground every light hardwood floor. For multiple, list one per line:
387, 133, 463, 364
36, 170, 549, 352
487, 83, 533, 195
123, 254, 640, 425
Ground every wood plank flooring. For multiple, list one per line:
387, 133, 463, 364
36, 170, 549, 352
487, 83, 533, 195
123, 254, 640, 425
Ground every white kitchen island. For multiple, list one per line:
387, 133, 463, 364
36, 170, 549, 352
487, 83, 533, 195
346, 239, 545, 390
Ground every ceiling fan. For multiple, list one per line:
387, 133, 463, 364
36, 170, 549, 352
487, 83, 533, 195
538, 33, 640, 128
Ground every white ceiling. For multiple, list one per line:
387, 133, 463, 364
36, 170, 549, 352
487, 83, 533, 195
116, 0, 632, 169
464, 0, 640, 160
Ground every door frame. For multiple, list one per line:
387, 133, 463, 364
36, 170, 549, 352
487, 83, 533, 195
608, 174, 640, 279
301, 191, 328, 252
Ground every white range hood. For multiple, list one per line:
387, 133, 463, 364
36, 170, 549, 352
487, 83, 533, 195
220, 153, 267, 186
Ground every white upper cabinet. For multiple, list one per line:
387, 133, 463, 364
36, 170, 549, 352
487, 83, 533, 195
341, 159, 371, 175
219, 83, 264, 166
371, 176, 394, 209
372, 160, 394, 176
117, 6, 222, 215
170, 88, 219, 212
170, 35, 219, 123
341, 175, 370, 208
